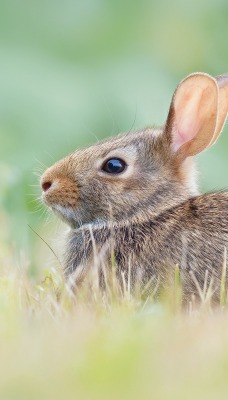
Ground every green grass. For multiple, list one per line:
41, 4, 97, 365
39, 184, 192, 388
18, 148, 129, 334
1, 238, 228, 400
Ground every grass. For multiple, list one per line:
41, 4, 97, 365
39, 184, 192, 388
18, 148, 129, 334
0, 237, 228, 400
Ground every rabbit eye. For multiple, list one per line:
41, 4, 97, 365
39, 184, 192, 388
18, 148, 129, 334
102, 158, 126, 174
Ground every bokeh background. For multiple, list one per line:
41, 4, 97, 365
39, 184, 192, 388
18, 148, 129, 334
0, 0, 228, 273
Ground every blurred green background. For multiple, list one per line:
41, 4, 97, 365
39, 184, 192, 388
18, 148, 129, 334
0, 0, 227, 271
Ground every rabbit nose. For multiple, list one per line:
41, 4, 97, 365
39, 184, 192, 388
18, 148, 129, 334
42, 181, 52, 192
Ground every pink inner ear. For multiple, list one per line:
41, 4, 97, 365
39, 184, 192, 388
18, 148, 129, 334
172, 87, 204, 152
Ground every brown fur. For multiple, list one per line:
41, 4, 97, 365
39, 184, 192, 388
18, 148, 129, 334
41, 73, 228, 300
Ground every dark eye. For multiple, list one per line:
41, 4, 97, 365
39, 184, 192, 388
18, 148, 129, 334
102, 158, 126, 174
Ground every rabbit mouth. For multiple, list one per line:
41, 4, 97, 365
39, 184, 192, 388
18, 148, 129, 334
49, 203, 105, 230
50, 203, 82, 229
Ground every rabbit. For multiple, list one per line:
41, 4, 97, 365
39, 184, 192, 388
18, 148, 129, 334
41, 72, 228, 301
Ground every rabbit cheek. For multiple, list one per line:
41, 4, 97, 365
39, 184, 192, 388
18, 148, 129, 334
42, 178, 79, 209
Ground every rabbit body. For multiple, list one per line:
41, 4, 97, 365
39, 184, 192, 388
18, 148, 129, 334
64, 190, 228, 297
41, 73, 228, 299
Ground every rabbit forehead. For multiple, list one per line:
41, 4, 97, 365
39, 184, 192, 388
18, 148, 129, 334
97, 145, 138, 163
72, 127, 162, 162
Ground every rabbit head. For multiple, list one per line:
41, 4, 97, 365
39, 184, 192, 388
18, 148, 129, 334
41, 73, 228, 228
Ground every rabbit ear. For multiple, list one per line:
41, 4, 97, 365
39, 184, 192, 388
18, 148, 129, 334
165, 73, 219, 158
208, 74, 228, 147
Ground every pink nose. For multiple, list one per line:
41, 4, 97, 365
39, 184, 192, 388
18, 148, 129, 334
42, 181, 52, 192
